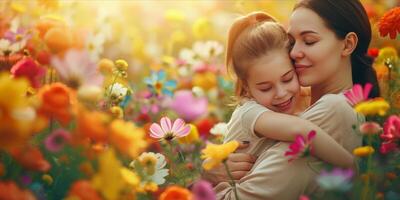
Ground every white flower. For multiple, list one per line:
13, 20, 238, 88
108, 83, 128, 98
151, 153, 169, 185
193, 40, 224, 59
131, 152, 169, 185
210, 122, 228, 138
86, 32, 105, 61
0, 39, 24, 56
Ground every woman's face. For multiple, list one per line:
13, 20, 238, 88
288, 7, 346, 87
246, 49, 300, 115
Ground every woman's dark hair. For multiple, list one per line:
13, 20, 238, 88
295, 0, 380, 98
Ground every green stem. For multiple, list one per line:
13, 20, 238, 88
107, 73, 119, 108
223, 161, 240, 200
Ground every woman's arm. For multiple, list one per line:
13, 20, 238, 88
254, 111, 354, 168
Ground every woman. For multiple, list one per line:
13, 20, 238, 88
202, 0, 380, 199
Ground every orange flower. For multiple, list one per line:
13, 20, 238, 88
44, 27, 73, 54
378, 7, 400, 39
10, 146, 51, 172
67, 180, 102, 200
159, 186, 193, 200
76, 106, 110, 143
35, 17, 65, 38
0, 181, 36, 200
37, 83, 74, 125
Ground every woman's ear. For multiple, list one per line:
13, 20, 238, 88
342, 32, 358, 56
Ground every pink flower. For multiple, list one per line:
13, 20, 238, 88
169, 90, 208, 122
359, 122, 382, 135
379, 115, 400, 154
344, 83, 372, 106
284, 130, 316, 162
51, 49, 103, 88
10, 57, 46, 88
150, 116, 191, 141
44, 129, 71, 152
192, 180, 216, 200
299, 195, 310, 200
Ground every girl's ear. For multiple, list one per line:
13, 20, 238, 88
342, 32, 358, 56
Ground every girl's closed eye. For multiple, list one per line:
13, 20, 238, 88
282, 74, 294, 83
260, 87, 272, 92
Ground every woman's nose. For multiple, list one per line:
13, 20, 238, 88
290, 43, 304, 60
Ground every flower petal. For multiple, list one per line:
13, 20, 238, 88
150, 123, 164, 138
160, 117, 172, 132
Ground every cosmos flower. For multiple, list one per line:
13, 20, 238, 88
284, 130, 316, 162
144, 70, 177, 97
149, 116, 191, 141
44, 129, 71, 152
344, 83, 372, 106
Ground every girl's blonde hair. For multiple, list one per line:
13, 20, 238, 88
226, 11, 289, 98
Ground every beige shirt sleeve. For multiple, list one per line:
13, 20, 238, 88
214, 94, 361, 200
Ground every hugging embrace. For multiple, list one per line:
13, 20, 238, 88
201, 0, 380, 199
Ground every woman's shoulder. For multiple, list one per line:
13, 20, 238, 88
312, 93, 351, 110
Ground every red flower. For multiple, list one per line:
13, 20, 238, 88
0, 181, 36, 200
284, 130, 316, 162
378, 7, 400, 39
10, 57, 46, 88
367, 48, 379, 58
195, 118, 216, 139
10, 146, 51, 172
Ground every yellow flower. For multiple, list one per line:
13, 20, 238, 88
178, 124, 200, 144
143, 182, 158, 192
120, 167, 140, 187
115, 59, 128, 72
110, 106, 124, 119
91, 149, 125, 200
376, 47, 398, 64
109, 120, 147, 158
42, 174, 53, 185
165, 9, 185, 23
354, 98, 390, 116
11, 2, 26, 13
0, 74, 44, 150
192, 17, 211, 39
192, 72, 217, 91
98, 58, 115, 75
353, 146, 375, 157
201, 141, 239, 170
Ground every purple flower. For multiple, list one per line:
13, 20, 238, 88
169, 90, 208, 122
44, 129, 71, 152
192, 180, 216, 200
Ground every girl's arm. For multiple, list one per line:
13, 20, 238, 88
254, 111, 354, 168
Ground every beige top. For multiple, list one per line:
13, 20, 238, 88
215, 93, 363, 200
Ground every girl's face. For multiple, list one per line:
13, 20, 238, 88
246, 49, 300, 114
288, 7, 346, 87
